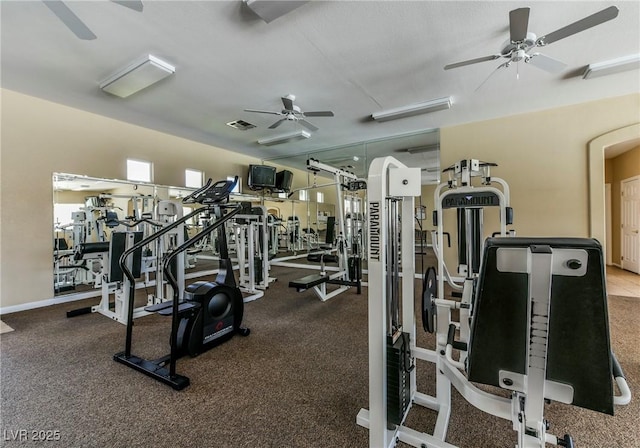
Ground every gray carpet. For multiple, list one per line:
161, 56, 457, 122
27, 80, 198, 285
1, 264, 638, 447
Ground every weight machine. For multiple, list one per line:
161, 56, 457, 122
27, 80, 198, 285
233, 205, 275, 302
357, 157, 631, 448
66, 201, 186, 325
284, 158, 365, 301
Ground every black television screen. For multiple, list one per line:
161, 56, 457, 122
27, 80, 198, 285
275, 170, 293, 193
248, 165, 276, 190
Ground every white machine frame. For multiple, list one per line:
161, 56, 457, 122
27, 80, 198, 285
234, 205, 275, 302
89, 200, 186, 324
273, 158, 366, 302
357, 157, 630, 448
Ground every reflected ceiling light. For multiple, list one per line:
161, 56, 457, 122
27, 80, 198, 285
371, 97, 452, 122
257, 130, 311, 146
583, 54, 640, 79
403, 144, 440, 154
243, 0, 309, 23
100, 54, 175, 98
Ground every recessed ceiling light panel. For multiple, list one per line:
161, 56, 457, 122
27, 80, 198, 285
100, 54, 175, 98
371, 97, 452, 122
583, 54, 640, 79
257, 130, 310, 146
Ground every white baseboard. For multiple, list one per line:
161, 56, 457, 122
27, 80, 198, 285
0, 293, 88, 316
0, 269, 218, 316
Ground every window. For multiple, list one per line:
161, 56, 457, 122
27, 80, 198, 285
227, 177, 241, 194
127, 159, 152, 183
316, 192, 324, 203
299, 190, 309, 201
53, 203, 83, 226
186, 169, 203, 188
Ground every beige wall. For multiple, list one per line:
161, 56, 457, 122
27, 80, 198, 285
440, 93, 639, 268
0, 89, 317, 308
441, 94, 639, 233
610, 145, 640, 263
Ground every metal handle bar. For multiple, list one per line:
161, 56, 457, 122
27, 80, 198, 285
182, 177, 214, 204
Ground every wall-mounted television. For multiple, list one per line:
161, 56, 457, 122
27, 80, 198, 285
247, 164, 277, 190
275, 170, 293, 193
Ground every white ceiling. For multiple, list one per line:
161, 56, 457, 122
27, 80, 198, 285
2, 1, 639, 178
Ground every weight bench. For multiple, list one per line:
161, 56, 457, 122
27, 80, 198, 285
289, 253, 360, 301
462, 237, 630, 446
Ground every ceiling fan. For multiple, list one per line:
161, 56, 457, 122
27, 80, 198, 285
244, 94, 334, 132
43, 0, 143, 40
444, 6, 619, 80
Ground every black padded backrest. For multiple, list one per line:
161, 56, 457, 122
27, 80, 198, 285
467, 237, 614, 415
109, 232, 143, 283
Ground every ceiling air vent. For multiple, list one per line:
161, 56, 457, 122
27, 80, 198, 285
226, 119, 256, 131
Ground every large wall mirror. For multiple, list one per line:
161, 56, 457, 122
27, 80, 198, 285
263, 129, 440, 252
51, 172, 338, 297
52, 173, 209, 297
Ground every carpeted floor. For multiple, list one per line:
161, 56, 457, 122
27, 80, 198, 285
1, 263, 638, 448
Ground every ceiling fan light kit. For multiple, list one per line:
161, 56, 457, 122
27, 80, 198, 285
583, 54, 640, 79
245, 94, 334, 132
100, 54, 175, 98
257, 130, 311, 146
371, 97, 452, 122
443, 6, 620, 78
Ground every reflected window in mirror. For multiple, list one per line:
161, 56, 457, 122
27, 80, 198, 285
186, 169, 204, 188
127, 159, 152, 183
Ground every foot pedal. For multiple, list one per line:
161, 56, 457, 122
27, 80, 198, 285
144, 301, 173, 313
156, 302, 200, 316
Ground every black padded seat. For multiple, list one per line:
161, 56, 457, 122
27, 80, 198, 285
467, 237, 614, 415
289, 274, 329, 291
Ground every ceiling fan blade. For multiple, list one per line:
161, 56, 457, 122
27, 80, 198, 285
299, 120, 319, 132
537, 6, 619, 46
281, 96, 295, 111
43, 1, 97, 40
303, 111, 334, 117
444, 55, 501, 70
268, 119, 286, 129
111, 1, 144, 12
509, 7, 530, 42
244, 109, 282, 115
475, 62, 509, 91
527, 53, 567, 73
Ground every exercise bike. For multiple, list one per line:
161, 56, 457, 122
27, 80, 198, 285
114, 177, 250, 390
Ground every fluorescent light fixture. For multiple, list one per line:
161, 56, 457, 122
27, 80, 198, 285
243, 0, 309, 23
583, 54, 640, 79
257, 130, 311, 146
100, 54, 175, 98
371, 97, 452, 122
